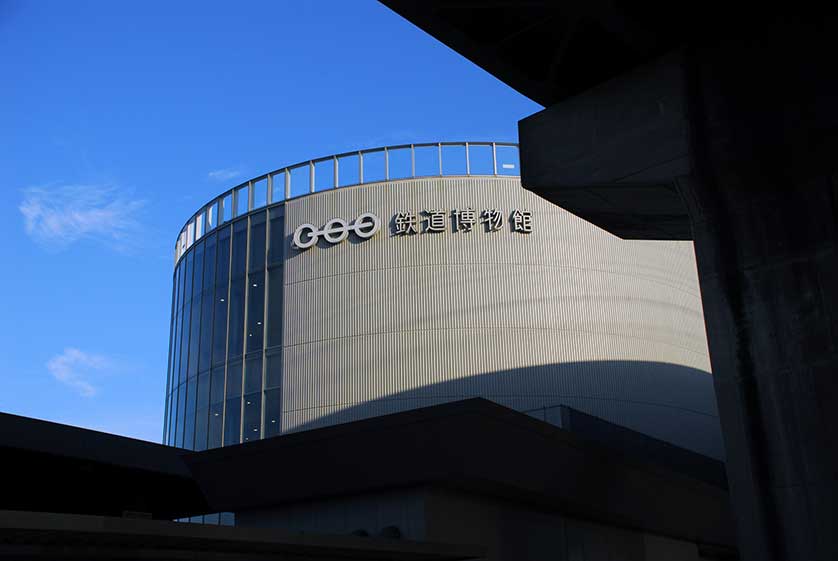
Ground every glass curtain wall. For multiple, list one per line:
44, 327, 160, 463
164, 206, 284, 450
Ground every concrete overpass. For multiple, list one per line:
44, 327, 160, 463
381, 3, 838, 561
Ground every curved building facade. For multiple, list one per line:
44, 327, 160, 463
163, 142, 722, 459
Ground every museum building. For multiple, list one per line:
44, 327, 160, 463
163, 142, 722, 461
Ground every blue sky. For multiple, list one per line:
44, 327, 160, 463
0, 0, 540, 442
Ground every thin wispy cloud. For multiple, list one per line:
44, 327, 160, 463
207, 168, 242, 181
47, 348, 112, 398
19, 184, 145, 250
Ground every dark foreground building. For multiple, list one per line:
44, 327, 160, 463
378, 3, 838, 561
1, 398, 737, 560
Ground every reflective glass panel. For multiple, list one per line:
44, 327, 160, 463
227, 279, 245, 358
289, 165, 309, 198
270, 171, 285, 202
197, 371, 211, 411
361, 149, 385, 182
231, 219, 248, 279
168, 385, 179, 445
414, 145, 439, 176
208, 402, 223, 449
212, 227, 231, 365
246, 274, 265, 353
252, 178, 267, 208
194, 407, 208, 452
248, 213, 266, 272
267, 266, 284, 348
314, 159, 334, 191
183, 375, 197, 449
441, 144, 467, 175
496, 145, 520, 175
235, 185, 249, 216
337, 154, 359, 187
467, 144, 494, 175
387, 147, 411, 179
223, 397, 241, 446
268, 210, 284, 265
265, 352, 282, 389
178, 252, 194, 385
198, 234, 216, 372
187, 243, 205, 379
222, 194, 232, 222
242, 392, 261, 442
225, 361, 242, 399
175, 383, 186, 447
210, 366, 225, 405
207, 202, 218, 230
244, 356, 262, 395
264, 388, 281, 438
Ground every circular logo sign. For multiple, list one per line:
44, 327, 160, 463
293, 212, 380, 249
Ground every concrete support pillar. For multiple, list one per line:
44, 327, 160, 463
678, 26, 838, 561
519, 18, 838, 560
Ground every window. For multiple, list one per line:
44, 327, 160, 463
166, 387, 176, 445
225, 361, 242, 399
267, 266, 284, 348
183, 376, 198, 449
178, 252, 194, 385
388, 147, 411, 179
248, 213, 266, 272
244, 356, 262, 395
265, 352, 282, 389
337, 154, 359, 187
467, 144, 494, 175
242, 392, 261, 442
235, 185, 249, 216
210, 366, 225, 405
414, 145, 439, 176
174, 383, 186, 447
198, 234, 216, 373
289, 164, 309, 198
194, 373, 209, 446
264, 388, 281, 438
208, 402, 223, 449
212, 226, 231, 366
268, 209, 284, 265
314, 159, 334, 191
187, 242, 205, 379
252, 178, 267, 208
496, 145, 520, 175
223, 397, 241, 446
271, 171, 286, 202
361, 150, 385, 183
168, 385, 180, 446
247, 275, 265, 353
442, 144, 467, 175
207, 202, 218, 230
227, 279, 245, 358
231, 220, 248, 278
221, 193, 232, 222
227, 220, 248, 359
197, 371, 211, 412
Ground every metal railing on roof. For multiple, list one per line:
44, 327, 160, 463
174, 141, 520, 266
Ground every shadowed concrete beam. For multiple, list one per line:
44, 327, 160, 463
519, 52, 692, 239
